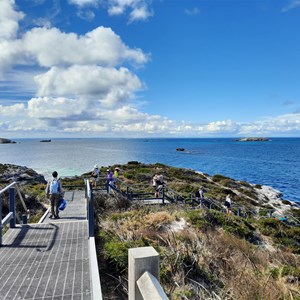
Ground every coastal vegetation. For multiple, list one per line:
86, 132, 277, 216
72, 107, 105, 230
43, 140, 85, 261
1, 162, 299, 299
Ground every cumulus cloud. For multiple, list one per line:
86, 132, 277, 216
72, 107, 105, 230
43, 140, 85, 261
21, 26, 148, 68
34, 65, 142, 106
0, 0, 24, 40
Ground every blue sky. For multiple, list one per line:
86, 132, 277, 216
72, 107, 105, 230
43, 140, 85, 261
0, 0, 299, 138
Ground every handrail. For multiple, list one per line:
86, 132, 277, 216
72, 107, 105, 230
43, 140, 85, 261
0, 181, 30, 223
85, 178, 103, 299
97, 177, 299, 225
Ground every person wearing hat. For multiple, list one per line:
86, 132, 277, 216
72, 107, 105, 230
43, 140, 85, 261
91, 164, 100, 187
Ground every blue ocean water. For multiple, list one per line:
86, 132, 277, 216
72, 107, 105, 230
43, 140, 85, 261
0, 138, 299, 204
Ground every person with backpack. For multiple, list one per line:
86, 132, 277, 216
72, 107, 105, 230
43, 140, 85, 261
45, 171, 63, 219
91, 164, 100, 188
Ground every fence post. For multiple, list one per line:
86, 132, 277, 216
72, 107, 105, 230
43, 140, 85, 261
162, 189, 165, 205
9, 187, 16, 228
128, 246, 159, 300
237, 207, 241, 217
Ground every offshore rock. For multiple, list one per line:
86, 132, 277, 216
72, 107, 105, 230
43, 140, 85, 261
236, 137, 270, 142
0, 164, 46, 185
0, 138, 16, 144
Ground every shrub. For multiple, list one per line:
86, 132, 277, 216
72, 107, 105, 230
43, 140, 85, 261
212, 174, 230, 182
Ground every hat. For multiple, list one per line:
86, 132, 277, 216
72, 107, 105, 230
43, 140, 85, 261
94, 164, 98, 169
115, 167, 120, 170
107, 169, 110, 172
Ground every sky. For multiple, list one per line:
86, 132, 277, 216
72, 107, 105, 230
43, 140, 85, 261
0, 0, 300, 138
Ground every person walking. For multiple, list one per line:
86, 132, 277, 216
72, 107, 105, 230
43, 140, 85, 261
106, 169, 114, 193
196, 186, 205, 206
224, 194, 232, 214
45, 171, 63, 219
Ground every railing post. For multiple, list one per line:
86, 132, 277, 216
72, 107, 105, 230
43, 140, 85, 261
128, 247, 160, 300
9, 187, 16, 228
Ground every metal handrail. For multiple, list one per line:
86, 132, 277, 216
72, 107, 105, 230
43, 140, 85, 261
0, 181, 30, 223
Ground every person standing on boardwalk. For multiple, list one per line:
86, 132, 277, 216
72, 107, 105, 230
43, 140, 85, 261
45, 171, 63, 219
106, 169, 114, 193
91, 164, 100, 188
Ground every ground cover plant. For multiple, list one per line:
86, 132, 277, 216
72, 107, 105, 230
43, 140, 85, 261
92, 162, 300, 300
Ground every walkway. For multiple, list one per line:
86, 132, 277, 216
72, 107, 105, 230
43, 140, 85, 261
0, 190, 93, 300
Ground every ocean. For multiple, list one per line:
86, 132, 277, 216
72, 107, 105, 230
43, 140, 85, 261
0, 138, 299, 205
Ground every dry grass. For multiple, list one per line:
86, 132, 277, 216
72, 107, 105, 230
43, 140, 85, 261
96, 204, 300, 300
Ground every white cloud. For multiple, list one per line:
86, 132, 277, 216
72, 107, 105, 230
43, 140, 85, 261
34, 65, 143, 106
107, 0, 153, 21
282, 0, 300, 12
0, 0, 24, 40
22, 26, 148, 68
68, 0, 98, 6
185, 7, 200, 16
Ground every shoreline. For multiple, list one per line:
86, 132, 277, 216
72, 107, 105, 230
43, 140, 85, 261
1, 162, 299, 212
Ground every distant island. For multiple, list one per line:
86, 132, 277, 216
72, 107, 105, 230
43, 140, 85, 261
236, 137, 270, 142
40, 139, 51, 142
0, 138, 16, 144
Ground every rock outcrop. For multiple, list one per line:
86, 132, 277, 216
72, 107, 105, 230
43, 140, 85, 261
0, 138, 16, 144
236, 137, 270, 142
0, 164, 46, 185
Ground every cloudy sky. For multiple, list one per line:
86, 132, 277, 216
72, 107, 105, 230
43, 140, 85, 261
0, 0, 299, 138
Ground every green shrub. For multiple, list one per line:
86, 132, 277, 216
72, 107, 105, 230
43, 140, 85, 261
204, 210, 255, 240
212, 174, 230, 182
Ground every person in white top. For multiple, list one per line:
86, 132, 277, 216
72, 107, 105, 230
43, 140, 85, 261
224, 194, 232, 214
91, 164, 100, 187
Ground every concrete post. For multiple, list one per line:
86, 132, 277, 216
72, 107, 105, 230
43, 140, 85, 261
128, 247, 159, 300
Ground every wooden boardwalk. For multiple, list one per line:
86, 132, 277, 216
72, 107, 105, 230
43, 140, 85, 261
0, 190, 94, 300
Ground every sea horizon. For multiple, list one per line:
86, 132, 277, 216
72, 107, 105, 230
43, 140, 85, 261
1, 137, 299, 205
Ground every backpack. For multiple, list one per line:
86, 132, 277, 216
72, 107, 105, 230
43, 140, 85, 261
50, 179, 59, 194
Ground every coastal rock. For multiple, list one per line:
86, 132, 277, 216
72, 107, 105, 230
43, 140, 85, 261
0, 164, 46, 185
236, 137, 270, 142
0, 138, 16, 144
